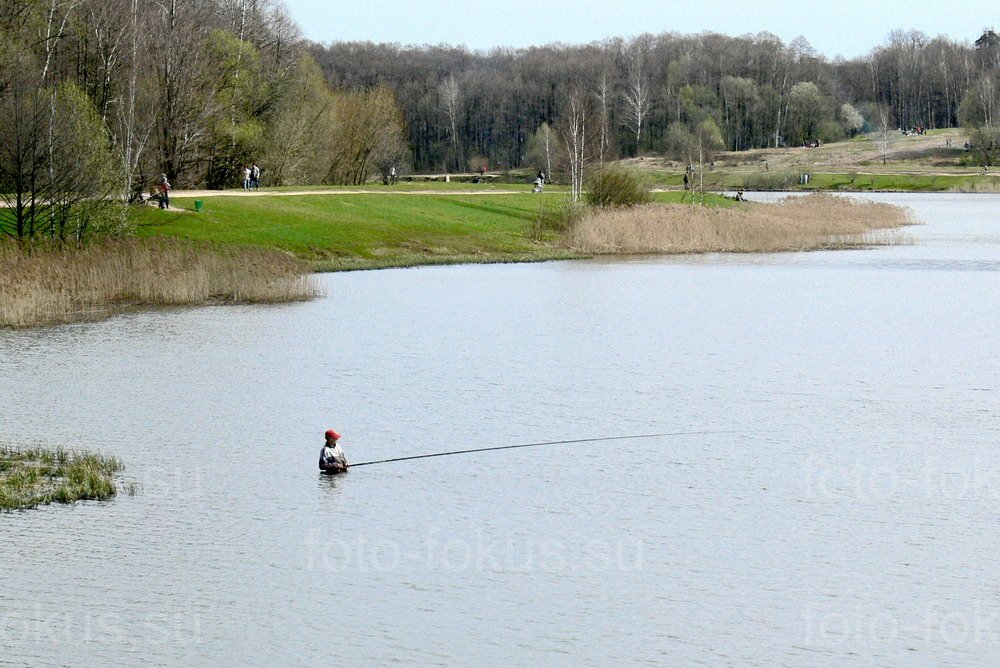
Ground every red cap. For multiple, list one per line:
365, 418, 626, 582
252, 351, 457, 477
325, 429, 341, 440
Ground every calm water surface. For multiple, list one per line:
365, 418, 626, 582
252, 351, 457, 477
1, 193, 999, 665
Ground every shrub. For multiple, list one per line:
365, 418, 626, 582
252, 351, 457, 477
742, 171, 798, 191
585, 165, 653, 208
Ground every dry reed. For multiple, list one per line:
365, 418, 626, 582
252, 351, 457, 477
0, 238, 318, 327
567, 193, 916, 255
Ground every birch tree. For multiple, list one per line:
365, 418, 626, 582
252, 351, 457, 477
439, 74, 462, 172
560, 90, 590, 203
621, 45, 650, 153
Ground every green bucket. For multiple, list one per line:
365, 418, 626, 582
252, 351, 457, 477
194, 200, 204, 212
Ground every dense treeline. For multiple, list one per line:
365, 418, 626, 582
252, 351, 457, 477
5, 0, 1000, 242
310, 29, 1000, 172
0, 0, 406, 241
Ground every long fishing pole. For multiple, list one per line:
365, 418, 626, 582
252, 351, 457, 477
348, 429, 738, 468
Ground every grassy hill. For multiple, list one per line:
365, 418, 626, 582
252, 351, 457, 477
134, 189, 728, 271
626, 128, 999, 192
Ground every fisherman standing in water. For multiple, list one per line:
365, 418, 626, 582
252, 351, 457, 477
319, 429, 349, 473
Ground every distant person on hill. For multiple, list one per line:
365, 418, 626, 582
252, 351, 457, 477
319, 429, 349, 474
389, 165, 397, 184
251, 163, 261, 190
158, 174, 170, 209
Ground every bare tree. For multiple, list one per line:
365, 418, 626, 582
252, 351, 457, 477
439, 74, 462, 172
621, 44, 650, 153
560, 90, 590, 203
595, 73, 613, 165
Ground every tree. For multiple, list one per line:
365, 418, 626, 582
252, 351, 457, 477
0, 60, 121, 241
326, 86, 406, 185
664, 122, 697, 165
695, 118, 724, 165
203, 29, 270, 188
786, 81, 832, 145
559, 90, 592, 203
525, 122, 561, 181
621, 42, 651, 154
262, 55, 336, 185
439, 74, 462, 172
839, 103, 865, 137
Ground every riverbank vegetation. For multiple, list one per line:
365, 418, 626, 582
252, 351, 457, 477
0, 238, 317, 328
567, 193, 915, 255
132, 190, 731, 271
0, 446, 125, 511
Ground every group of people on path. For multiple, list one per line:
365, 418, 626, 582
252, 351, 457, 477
242, 163, 262, 190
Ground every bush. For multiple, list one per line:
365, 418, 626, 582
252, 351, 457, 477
742, 171, 798, 191
531, 202, 585, 240
585, 166, 653, 208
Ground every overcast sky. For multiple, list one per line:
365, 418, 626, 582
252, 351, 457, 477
283, 0, 994, 58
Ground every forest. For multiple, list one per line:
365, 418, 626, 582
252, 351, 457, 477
3, 0, 1000, 241
311, 28, 1000, 173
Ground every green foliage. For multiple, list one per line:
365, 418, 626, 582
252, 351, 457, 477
0, 446, 123, 510
665, 122, 697, 163
959, 74, 1000, 129
679, 84, 720, 125
49, 82, 127, 238
586, 166, 653, 208
742, 171, 799, 191
786, 81, 837, 145
839, 103, 865, 136
263, 55, 336, 186
204, 30, 270, 188
532, 202, 585, 239
524, 123, 562, 176
966, 125, 1000, 165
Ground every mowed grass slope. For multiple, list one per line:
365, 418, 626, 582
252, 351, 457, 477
134, 191, 726, 270
135, 193, 571, 270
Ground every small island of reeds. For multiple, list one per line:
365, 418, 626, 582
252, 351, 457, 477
0, 445, 126, 511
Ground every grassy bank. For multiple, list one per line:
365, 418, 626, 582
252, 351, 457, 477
0, 238, 317, 327
134, 191, 730, 271
568, 193, 915, 254
0, 446, 125, 510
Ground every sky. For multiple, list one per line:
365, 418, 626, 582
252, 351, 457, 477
283, 0, 995, 58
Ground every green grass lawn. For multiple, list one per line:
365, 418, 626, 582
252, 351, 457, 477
134, 190, 731, 271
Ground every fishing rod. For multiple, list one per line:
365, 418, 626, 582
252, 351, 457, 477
348, 429, 738, 468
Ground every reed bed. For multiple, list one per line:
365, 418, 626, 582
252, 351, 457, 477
0, 445, 125, 510
566, 193, 916, 255
0, 238, 318, 328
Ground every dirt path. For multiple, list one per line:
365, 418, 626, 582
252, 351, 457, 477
171, 188, 530, 198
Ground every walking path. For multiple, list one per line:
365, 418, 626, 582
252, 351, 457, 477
171, 188, 530, 198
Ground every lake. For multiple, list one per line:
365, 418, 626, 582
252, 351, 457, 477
2, 193, 999, 665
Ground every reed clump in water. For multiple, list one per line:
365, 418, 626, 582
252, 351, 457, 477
0, 238, 319, 327
566, 193, 916, 254
0, 445, 125, 510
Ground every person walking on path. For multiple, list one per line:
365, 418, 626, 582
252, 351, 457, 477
251, 163, 261, 190
319, 429, 349, 474
242, 165, 251, 191
158, 174, 171, 209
